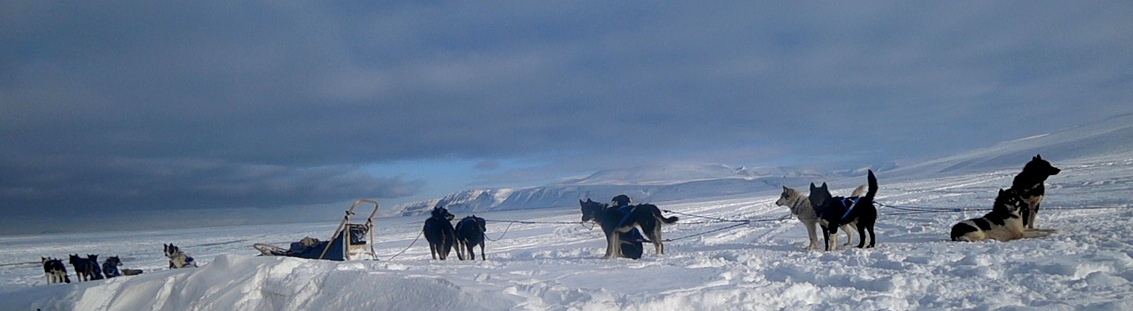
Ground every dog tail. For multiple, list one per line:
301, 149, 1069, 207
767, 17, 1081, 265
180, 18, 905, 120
654, 208, 679, 224
865, 170, 879, 200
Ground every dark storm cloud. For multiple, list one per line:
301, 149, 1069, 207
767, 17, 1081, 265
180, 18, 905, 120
2, 1, 1132, 233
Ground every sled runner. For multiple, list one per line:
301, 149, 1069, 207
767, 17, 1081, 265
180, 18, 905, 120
254, 199, 380, 261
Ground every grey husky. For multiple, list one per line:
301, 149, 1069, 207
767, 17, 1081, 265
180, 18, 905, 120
776, 184, 865, 250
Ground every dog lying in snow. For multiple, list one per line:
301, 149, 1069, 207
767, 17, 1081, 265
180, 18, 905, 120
951, 188, 1057, 242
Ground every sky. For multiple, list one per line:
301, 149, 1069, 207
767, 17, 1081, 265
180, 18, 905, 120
2, 1, 1132, 234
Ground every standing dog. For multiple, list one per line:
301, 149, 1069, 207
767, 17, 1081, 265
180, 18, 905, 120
809, 170, 879, 251
41, 257, 71, 284
583, 197, 678, 258
1011, 155, 1061, 229
68, 254, 96, 281
454, 215, 487, 261
580, 199, 646, 259
422, 206, 457, 260
164, 244, 197, 268
776, 185, 864, 250
951, 188, 1056, 241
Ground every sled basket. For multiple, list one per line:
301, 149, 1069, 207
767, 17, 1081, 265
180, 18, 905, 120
253, 199, 380, 261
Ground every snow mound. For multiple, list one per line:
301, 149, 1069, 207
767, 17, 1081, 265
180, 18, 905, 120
9, 255, 518, 311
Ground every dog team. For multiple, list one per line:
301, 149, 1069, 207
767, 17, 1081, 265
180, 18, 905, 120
422, 207, 489, 261
37, 154, 1063, 281
774, 154, 1061, 252
40, 243, 197, 285
417, 154, 1061, 260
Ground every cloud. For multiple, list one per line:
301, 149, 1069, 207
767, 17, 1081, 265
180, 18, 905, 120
2, 1, 1132, 233
0, 153, 422, 215
474, 160, 501, 171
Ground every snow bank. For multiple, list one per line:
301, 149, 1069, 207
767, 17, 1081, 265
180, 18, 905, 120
10, 255, 518, 311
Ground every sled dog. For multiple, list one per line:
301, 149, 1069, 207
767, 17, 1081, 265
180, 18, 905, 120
68, 254, 98, 281
102, 256, 123, 278
422, 206, 457, 260
608, 198, 679, 258
164, 244, 197, 268
951, 188, 1057, 242
454, 215, 487, 261
41, 257, 71, 284
1011, 154, 1061, 229
776, 184, 865, 250
809, 170, 879, 251
580, 199, 648, 259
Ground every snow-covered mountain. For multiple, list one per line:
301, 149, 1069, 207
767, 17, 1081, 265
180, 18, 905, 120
396, 112, 1133, 216
393, 163, 909, 216
393, 164, 829, 216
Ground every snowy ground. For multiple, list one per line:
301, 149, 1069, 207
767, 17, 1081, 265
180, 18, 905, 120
2, 152, 1133, 310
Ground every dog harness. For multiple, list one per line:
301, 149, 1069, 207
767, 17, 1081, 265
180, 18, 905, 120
819, 196, 862, 221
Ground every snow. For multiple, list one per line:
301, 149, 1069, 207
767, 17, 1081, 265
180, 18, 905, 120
4, 116, 1133, 310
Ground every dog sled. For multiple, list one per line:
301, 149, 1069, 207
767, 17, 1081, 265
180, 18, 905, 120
254, 199, 380, 261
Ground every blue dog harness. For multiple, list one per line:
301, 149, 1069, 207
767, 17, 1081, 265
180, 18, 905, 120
819, 197, 862, 222
615, 204, 634, 228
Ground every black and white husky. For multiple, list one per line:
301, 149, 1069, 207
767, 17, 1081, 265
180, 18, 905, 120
1011, 154, 1061, 229
951, 188, 1056, 242
809, 170, 879, 251
164, 244, 197, 268
41, 257, 70, 284
776, 184, 865, 250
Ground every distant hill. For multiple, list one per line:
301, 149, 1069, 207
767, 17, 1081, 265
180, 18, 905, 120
392, 163, 866, 216
393, 112, 1133, 216
887, 112, 1133, 178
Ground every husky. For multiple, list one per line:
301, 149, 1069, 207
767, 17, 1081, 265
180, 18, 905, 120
41, 257, 71, 284
102, 256, 123, 278
454, 215, 487, 261
1011, 154, 1061, 229
582, 196, 679, 259
68, 254, 97, 281
776, 184, 865, 250
422, 206, 457, 260
951, 188, 1057, 242
164, 244, 197, 268
86, 254, 104, 280
810, 170, 879, 251
579, 199, 646, 259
